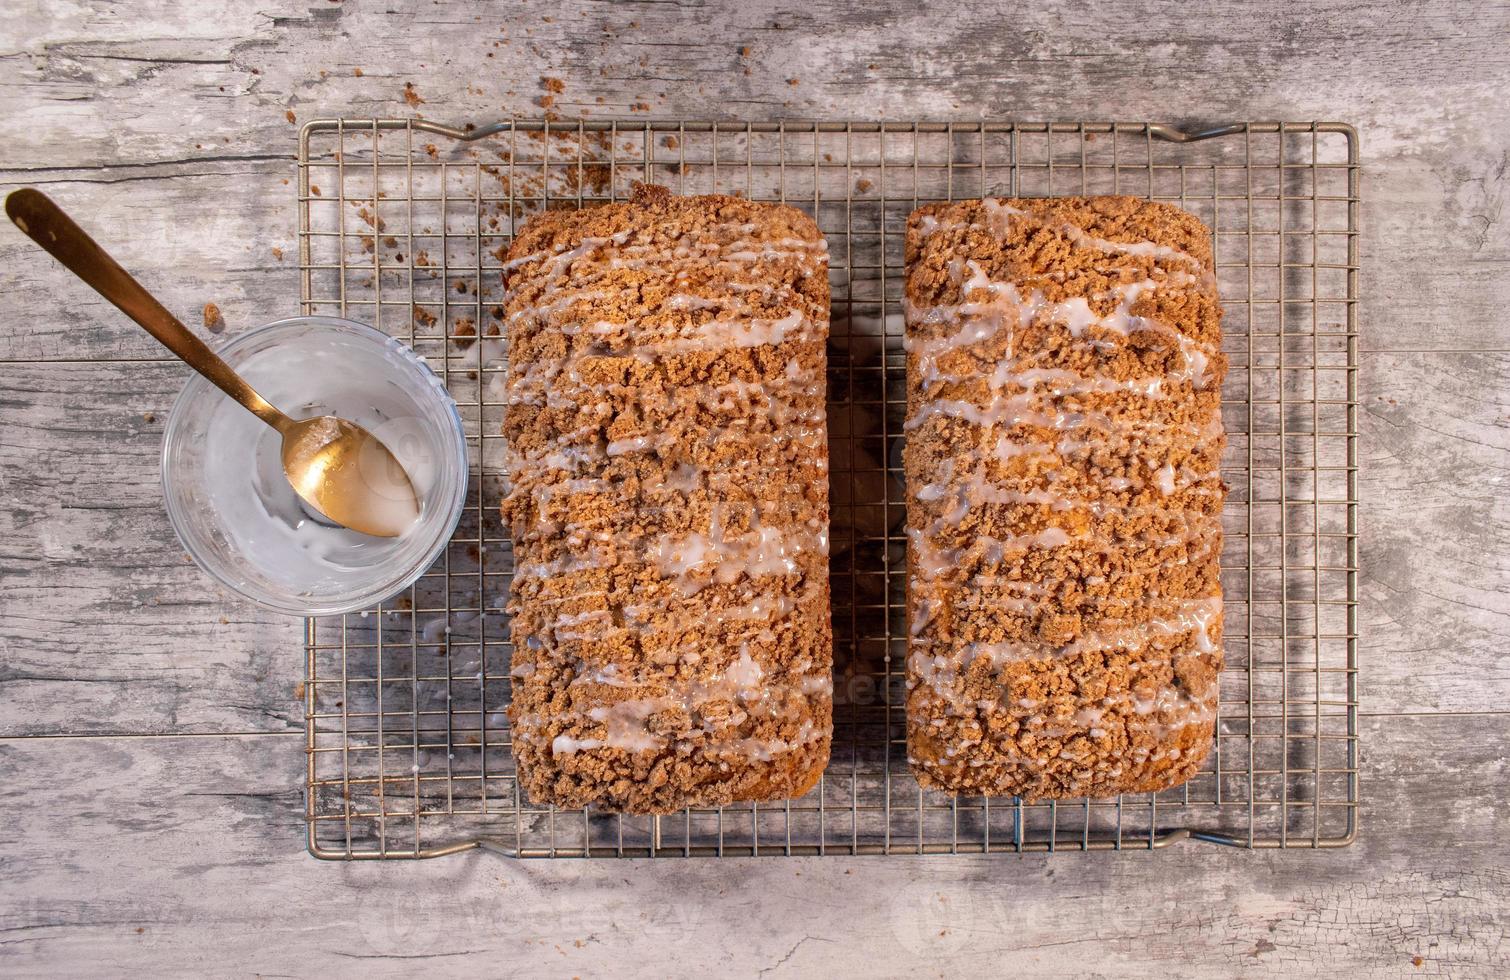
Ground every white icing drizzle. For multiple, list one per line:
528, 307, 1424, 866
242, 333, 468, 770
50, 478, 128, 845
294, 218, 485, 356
906, 198, 1226, 772
504, 213, 833, 766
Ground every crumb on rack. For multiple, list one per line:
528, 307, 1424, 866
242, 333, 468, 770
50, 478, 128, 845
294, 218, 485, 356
454, 317, 477, 349
413, 304, 437, 328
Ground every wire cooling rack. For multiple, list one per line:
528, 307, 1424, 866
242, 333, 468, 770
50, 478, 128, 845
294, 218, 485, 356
296, 120, 1359, 858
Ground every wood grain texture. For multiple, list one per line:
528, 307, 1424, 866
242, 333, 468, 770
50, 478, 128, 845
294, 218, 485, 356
1, 715, 1504, 978
2, 0, 1508, 975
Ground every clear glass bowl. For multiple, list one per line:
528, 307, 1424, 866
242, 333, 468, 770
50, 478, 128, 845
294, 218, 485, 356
161, 316, 469, 615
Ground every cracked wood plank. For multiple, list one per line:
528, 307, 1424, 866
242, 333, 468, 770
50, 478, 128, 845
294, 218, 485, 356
3, 0, 1508, 358
0, 714, 1504, 977
3, 351, 1507, 734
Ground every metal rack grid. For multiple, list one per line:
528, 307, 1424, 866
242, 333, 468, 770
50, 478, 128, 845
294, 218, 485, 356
297, 119, 1359, 858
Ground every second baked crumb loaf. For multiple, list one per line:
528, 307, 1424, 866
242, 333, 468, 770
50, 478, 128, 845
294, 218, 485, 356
903, 196, 1228, 800
502, 185, 833, 813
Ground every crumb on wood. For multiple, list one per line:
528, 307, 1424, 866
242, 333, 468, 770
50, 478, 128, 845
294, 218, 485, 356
403, 81, 424, 107
203, 302, 225, 333
455, 279, 469, 294
143, 411, 156, 423
542, 76, 564, 93
425, 143, 439, 159
630, 101, 650, 112
454, 317, 477, 349
285, 109, 296, 124
294, 680, 306, 700
413, 304, 437, 328
664, 135, 680, 149
739, 45, 751, 57
311, 185, 321, 196
271, 246, 284, 261
856, 178, 873, 193
353, 67, 363, 77
787, 78, 799, 86
538, 94, 555, 109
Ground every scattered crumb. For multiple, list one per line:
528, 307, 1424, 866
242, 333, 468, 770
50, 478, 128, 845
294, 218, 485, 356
1412, 957, 1424, 968
787, 78, 799, 86
203, 302, 225, 333
630, 101, 650, 112
218, 616, 229, 625
425, 143, 438, 159
538, 94, 555, 109
353, 67, 363, 77
454, 317, 476, 349
739, 45, 751, 57
142, 411, 156, 423
135, 928, 144, 935
271, 246, 284, 261
542, 76, 564, 93
664, 135, 680, 149
856, 178, 873, 193
413, 304, 437, 328
285, 109, 296, 124
403, 81, 424, 107
294, 680, 306, 700
319, 69, 327, 78
383, 236, 398, 248
311, 185, 321, 196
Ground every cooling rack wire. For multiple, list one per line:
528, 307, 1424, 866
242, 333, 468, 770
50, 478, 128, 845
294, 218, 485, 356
297, 119, 1359, 858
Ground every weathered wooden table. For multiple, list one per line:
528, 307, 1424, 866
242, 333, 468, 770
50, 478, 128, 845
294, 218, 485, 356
3, 1, 1507, 975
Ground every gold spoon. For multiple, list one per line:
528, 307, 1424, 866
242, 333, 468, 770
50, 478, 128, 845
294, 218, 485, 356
6, 188, 421, 538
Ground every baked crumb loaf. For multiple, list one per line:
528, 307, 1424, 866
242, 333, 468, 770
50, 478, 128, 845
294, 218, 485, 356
903, 195, 1227, 800
502, 184, 833, 814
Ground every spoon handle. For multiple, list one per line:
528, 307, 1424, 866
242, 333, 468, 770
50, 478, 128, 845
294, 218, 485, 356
6, 188, 291, 433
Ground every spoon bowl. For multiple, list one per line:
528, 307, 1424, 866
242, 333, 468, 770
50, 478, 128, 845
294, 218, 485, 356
280, 415, 422, 537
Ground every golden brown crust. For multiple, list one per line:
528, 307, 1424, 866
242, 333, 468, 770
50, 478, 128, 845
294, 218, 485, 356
502, 186, 833, 814
903, 195, 1227, 800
